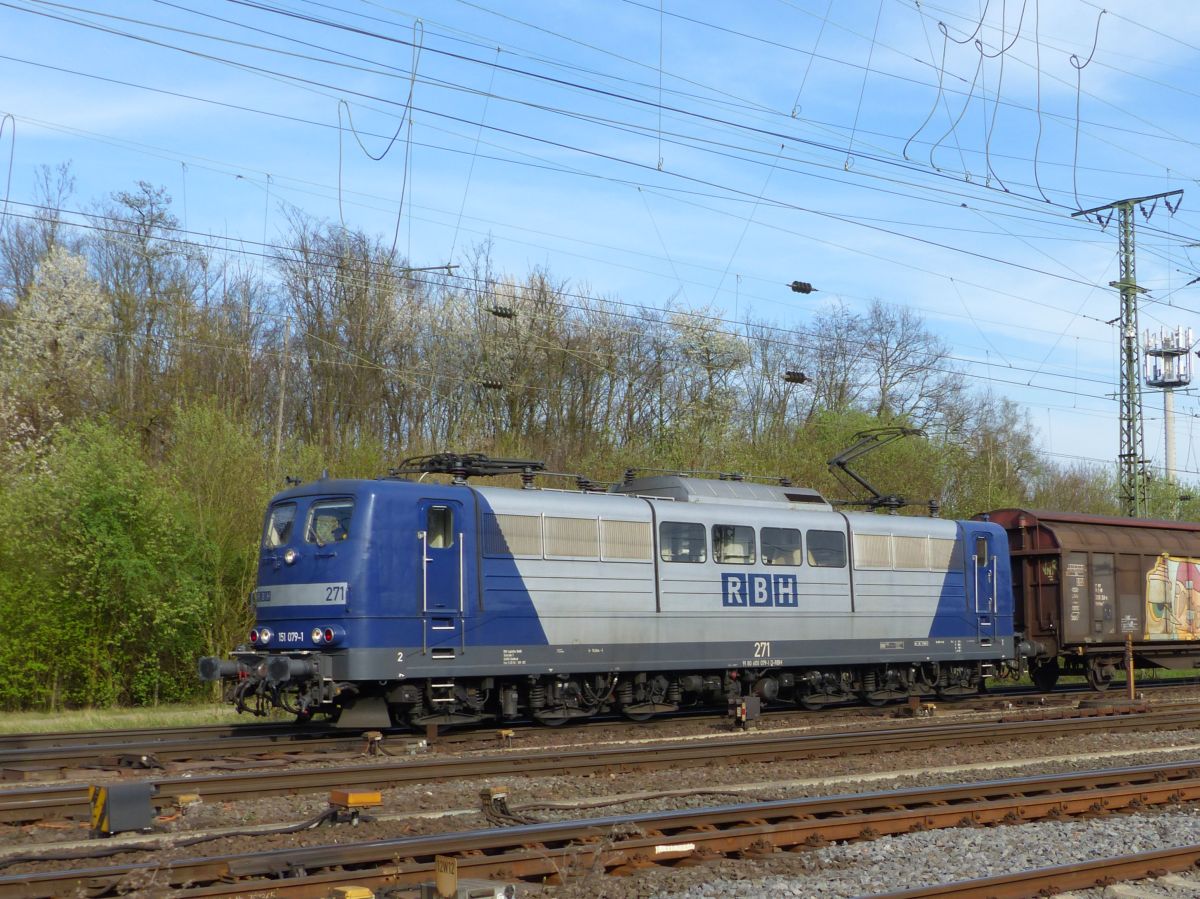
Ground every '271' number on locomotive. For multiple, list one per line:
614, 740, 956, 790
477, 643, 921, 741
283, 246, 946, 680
753, 642, 771, 658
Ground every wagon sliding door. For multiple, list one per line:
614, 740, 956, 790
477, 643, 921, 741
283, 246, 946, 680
1062, 552, 1090, 644
1061, 551, 1119, 642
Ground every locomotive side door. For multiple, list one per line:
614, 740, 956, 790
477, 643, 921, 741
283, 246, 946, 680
417, 499, 465, 654
967, 528, 997, 643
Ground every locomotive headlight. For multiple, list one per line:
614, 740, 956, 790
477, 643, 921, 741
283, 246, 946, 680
311, 627, 323, 644
283, 549, 298, 565
258, 627, 273, 644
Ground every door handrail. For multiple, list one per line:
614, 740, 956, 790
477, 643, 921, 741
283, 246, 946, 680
419, 529, 428, 653
459, 531, 465, 652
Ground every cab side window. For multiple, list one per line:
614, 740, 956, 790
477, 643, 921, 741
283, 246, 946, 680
306, 499, 354, 545
264, 502, 297, 548
659, 522, 706, 563
427, 506, 454, 548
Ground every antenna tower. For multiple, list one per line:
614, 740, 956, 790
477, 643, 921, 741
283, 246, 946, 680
1144, 327, 1193, 483
1073, 189, 1183, 518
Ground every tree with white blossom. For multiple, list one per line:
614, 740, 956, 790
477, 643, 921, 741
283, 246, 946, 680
0, 245, 108, 450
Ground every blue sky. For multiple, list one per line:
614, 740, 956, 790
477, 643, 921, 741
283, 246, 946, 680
3, 0, 1200, 480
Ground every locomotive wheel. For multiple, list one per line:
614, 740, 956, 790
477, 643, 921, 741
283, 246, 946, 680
1031, 661, 1060, 692
622, 709, 654, 722
534, 703, 599, 726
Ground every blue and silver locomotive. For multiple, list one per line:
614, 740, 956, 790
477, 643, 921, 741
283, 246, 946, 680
199, 454, 1017, 727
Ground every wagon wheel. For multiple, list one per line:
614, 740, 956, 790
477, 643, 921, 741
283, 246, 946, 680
1086, 658, 1114, 692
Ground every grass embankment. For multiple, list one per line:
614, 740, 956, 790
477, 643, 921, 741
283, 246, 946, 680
0, 702, 251, 734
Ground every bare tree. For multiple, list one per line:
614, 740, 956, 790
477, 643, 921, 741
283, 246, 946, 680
87, 182, 203, 445
0, 163, 80, 308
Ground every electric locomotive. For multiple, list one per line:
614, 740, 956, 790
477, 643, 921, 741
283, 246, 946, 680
199, 454, 1019, 727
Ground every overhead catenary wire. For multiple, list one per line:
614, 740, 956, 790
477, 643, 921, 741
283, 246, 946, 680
0, 45, 1150, 295
8, 199, 1196, 469
3, 1, 1200, 482
0, 189, 1117, 344
0, 197, 1129, 364
7, 0, 1190, 248
0, 184, 1133, 391
16, 0, 1200, 235
4, 7, 1195, 343
27, 0, 1181, 210
0, 210, 1136, 401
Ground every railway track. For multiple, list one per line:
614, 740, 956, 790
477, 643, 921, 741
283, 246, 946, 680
2, 703, 1198, 826
4, 677, 1194, 766
5, 760, 1200, 897
0, 725, 374, 776
2, 676, 1194, 774
0, 722, 299, 752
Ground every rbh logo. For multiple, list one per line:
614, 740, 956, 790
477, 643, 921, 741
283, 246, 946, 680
722, 573, 799, 607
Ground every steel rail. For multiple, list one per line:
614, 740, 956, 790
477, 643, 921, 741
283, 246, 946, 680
0, 677, 1192, 758
0, 722, 302, 752
0, 728, 368, 772
2, 706, 1199, 825
871, 844, 1200, 897
5, 761, 1200, 898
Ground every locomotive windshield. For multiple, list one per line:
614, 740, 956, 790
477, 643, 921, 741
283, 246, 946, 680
306, 499, 354, 545
264, 502, 297, 547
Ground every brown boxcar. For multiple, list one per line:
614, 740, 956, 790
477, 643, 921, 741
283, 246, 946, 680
983, 509, 1200, 690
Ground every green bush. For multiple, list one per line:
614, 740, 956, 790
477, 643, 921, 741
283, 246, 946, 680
0, 420, 211, 709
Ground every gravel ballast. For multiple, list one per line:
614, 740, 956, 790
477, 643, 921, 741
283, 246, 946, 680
7, 702, 1200, 896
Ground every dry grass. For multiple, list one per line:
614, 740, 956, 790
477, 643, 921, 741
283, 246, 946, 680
0, 702, 254, 734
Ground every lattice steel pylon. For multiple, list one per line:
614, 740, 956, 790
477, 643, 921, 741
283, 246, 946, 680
1073, 189, 1183, 518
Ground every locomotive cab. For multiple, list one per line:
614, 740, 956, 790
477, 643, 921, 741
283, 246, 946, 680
200, 476, 481, 727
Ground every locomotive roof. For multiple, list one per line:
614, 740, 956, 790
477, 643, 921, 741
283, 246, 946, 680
267, 472, 834, 512
611, 475, 831, 510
